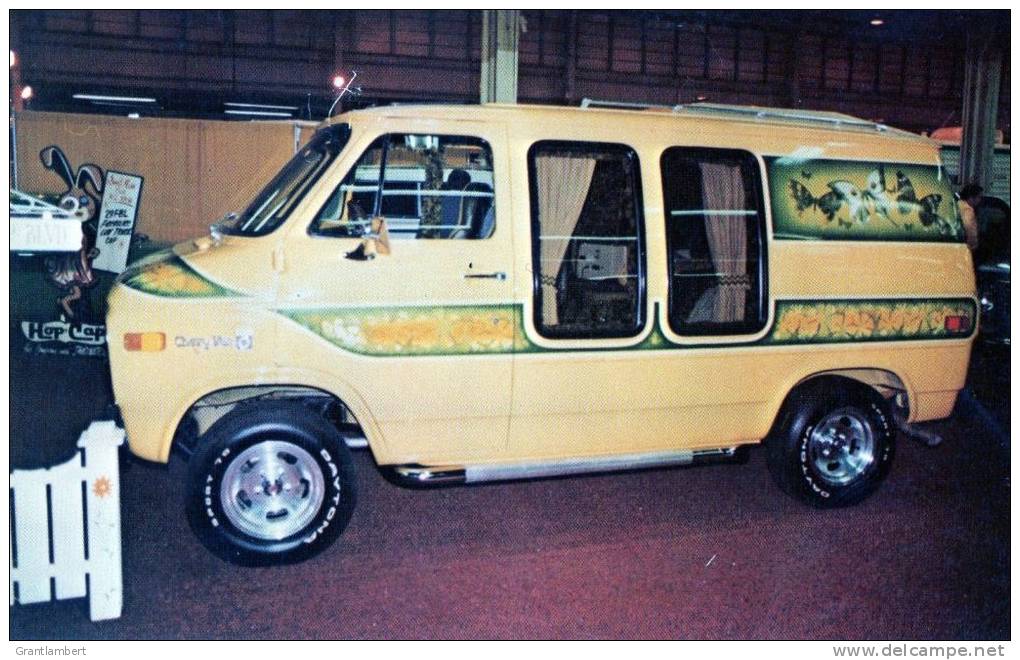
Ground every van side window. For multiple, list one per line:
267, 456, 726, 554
310, 134, 496, 239
529, 141, 645, 339
661, 147, 767, 335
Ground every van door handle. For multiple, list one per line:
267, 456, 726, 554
464, 271, 507, 280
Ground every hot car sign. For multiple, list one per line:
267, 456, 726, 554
92, 171, 144, 273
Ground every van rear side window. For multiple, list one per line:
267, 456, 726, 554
311, 133, 495, 240
661, 147, 767, 335
528, 141, 646, 339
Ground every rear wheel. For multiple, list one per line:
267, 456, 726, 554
185, 401, 356, 565
766, 379, 895, 508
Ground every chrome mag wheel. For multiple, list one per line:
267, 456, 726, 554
807, 408, 876, 487
220, 440, 326, 541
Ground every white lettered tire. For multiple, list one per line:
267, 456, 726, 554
185, 401, 357, 565
766, 377, 895, 508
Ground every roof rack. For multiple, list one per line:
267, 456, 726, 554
674, 102, 890, 132
579, 98, 673, 111
579, 97, 892, 134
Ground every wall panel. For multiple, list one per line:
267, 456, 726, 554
15, 111, 312, 242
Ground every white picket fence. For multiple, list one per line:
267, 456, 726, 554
10, 421, 125, 621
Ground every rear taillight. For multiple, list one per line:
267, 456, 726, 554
944, 315, 971, 334
123, 332, 166, 352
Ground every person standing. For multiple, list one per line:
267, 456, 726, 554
957, 183, 983, 251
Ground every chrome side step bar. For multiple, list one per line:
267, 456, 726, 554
390, 447, 743, 487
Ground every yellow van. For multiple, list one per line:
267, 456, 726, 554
106, 102, 976, 564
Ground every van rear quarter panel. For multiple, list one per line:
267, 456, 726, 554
767, 239, 975, 418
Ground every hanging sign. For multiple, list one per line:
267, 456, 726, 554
92, 171, 144, 273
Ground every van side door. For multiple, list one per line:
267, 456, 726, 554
509, 139, 657, 459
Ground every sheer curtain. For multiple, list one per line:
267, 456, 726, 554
698, 162, 748, 323
535, 154, 596, 325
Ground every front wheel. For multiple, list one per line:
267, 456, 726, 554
185, 402, 357, 565
766, 379, 895, 508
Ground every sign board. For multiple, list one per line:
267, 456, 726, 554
20, 319, 107, 358
92, 171, 143, 273
9, 216, 83, 253
9, 189, 83, 253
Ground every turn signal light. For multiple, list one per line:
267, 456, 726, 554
124, 332, 166, 352
944, 316, 971, 333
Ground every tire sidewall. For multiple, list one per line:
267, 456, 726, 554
187, 405, 356, 565
784, 386, 895, 507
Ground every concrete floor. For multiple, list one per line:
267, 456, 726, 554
9, 344, 1010, 639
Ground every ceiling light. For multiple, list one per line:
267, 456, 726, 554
224, 109, 293, 118
870, 18, 884, 26
225, 102, 299, 111
73, 93, 157, 103
20, 86, 33, 100
332, 75, 346, 89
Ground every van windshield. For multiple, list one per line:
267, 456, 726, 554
221, 123, 351, 237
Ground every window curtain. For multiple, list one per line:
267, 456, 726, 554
699, 162, 748, 323
535, 154, 597, 325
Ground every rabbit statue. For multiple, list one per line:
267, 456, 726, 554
38, 145, 105, 320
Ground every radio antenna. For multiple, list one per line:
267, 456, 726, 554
328, 70, 358, 118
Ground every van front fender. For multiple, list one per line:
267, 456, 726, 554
143, 367, 387, 464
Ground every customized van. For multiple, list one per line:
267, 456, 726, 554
106, 102, 976, 564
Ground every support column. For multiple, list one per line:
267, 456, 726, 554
480, 10, 520, 104
564, 11, 578, 104
787, 30, 803, 107
959, 28, 1002, 189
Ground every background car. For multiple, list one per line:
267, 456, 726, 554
974, 196, 1010, 345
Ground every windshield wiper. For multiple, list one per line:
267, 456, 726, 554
210, 211, 238, 242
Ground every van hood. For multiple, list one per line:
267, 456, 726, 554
121, 233, 232, 269
116, 235, 254, 299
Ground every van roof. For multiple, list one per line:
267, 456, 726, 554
333, 101, 931, 145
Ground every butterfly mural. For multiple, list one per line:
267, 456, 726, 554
784, 163, 957, 238
790, 179, 869, 228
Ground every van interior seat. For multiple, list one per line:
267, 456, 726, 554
452, 182, 494, 239
429, 169, 468, 239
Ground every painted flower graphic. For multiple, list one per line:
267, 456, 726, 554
796, 312, 821, 338
843, 310, 876, 337
450, 314, 514, 349
928, 308, 950, 334
827, 312, 845, 336
775, 307, 822, 340
93, 476, 112, 498
363, 318, 440, 350
124, 258, 235, 297
902, 309, 925, 334
777, 309, 804, 337
877, 308, 904, 334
